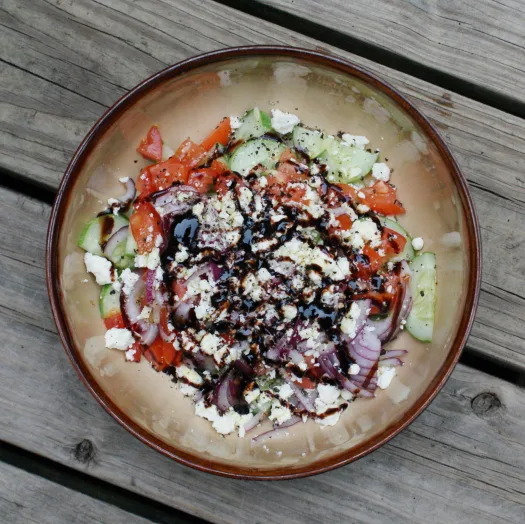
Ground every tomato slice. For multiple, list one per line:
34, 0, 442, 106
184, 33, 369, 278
129, 202, 164, 254
104, 312, 125, 330
174, 139, 207, 168
210, 158, 228, 176
145, 336, 181, 370
382, 227, 407, 256
359, 181, 405, 215
214, 173, 244, 197
200, 117, 231, 151
137, 158, 188, 196
137, 125, 163, 162
187, 168, 216, 194
127, 341, 142, 362
336, 183, 358, 201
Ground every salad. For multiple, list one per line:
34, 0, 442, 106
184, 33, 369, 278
79, 108, 437, 438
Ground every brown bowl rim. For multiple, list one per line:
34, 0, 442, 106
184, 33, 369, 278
46, 46, 482, 481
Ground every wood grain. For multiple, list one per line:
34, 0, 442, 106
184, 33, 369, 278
1, 185, 524, 523
1, 0, 524, 368
0, 462, 151, 524
257, 0, 525, 107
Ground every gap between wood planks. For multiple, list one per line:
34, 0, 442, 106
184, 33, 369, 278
0, 441, 208, 524
0, 171, 523, 388
212, 0, 525, 120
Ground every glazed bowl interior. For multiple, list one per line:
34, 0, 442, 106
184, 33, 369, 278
51, 49, 478, 479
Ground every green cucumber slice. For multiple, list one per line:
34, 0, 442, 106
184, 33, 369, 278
406, 252, 437, 343
229, 138, 285, 176
380, 218, 415, 262
319, 136, 377, 184
292, 126, 326, 158
107, 228, 135, 269
99, 284, 121, 319
78, 214, 129, 256
234, 108, 272, 141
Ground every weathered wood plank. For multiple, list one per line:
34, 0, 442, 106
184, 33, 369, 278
257, 0, 525, 108
0, 462, 151, 524
1, 0, 524, 368
1, 186, 524, 523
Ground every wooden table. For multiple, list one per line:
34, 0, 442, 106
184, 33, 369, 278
1, 1, 525, 522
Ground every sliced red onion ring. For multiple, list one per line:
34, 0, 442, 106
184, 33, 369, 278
121, 274, 158, 347
380, 349, 407, 359
212, 370, 242, 413
118, 177, 136, 204
378, 357, 404, 367
173, 301, 193, 325
103, 226, 128, 258
234, 358, 254, 377
284, 376, 317, 412
151, 185, 200, 217
252, 415, 301, 442
145, 269, 156, 304
243, 410, 266, 434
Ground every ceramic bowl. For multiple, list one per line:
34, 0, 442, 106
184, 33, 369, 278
47, 47, 481, 480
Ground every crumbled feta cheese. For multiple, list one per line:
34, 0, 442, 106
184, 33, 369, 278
238, 187, 253, 211
84, 253, 112, 285
278, 383, 294, 401
119, 177, 130, 184
342, 133, 369, 149
137, 306, 151, 320
135, 248, 160, 270
125, 348, 136, 361
105, 328, 134, 350
120, 268, 139, 295
270, 109, 300, 134
340, 302, 361, 337
372, 163, 391, 182
377, 366, 396, 389
349, 363, 360, 375
242, 273, 264, 301
268, 399, 292, 425
230, 115, 242, 129
282, 304, 298, 320
245, 387, 261, 404
176, 364, 204, 386
317, 384, 340, 406
200, 333, 222, 355
346, 218, 381, 249
257, 267, 272, 282
412, 237, 424, 251
356, 204, 370, 214
316, 411, 341, 427
174, 245, 189, 263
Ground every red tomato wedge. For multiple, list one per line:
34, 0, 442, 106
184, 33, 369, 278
187, 168, 216, 194
200, 117, 231, 151
104, 312, 125, 330
137, 125, 163, 162
137, 158, 188, 196
174, 139, 207, 168
382, 227, 407, 256
359, 181, 405, 215
214, 173, 244, 197
145, 336, 181, 371
129, 201, 164, 254
127, 341, 143, 362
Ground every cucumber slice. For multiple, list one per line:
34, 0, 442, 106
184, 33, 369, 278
292, 126, 326, 158
78, 214, 129, 256
380, 218, 415, 262
229, 138, 286, 176
125, 230, 138, 258
319, 136, 377, 184
234, 108, 272, 141
406, 252, 437, 342
107, 228, 136, 269
99, 284, 121, 319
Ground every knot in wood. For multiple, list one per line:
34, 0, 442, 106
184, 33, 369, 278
471, 392, 501, 417
74, 439, 95, 464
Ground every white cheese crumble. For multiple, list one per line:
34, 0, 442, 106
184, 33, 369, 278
84, 253, 112, 285
230, 115, 242, 129
270, 109, 300, 134
371, 163, 391, 182
121, 268, 139, 295
125, 348, 136, 361
176, 364, 204, 387
105, 328, 134, 350
257, 268, 272, 282
316, 411, 341, 427
412, 237, 424, 251
340, 302, 361, 338
349, 363, 361, 375
137, 306, 152, 320
135, 248, 160, 270
345, 218, 381, 249
317, 384, 340, 406
242, 273, 264, 301
342, 133, 369, 149
174, 245, 189, 263
268, 399, 292, 425
282, 304, 298, 320
200, 333, 222, 356
277, 383, 294, 401
238, 187, 253, 211
377, 366, 396, 389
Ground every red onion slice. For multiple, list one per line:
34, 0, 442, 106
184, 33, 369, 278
212, 370, 242, 413
103, 226, 128, 258
252, 415, 301, 442
378, 357, 404, 367
380, 349, 407, 359
243, 410, 266, 434
118, 177, 136, 204
284, 377, 317, 412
